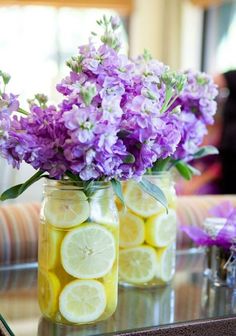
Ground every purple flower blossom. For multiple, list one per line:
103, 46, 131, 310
0, 18, 218, 184
173, 69, 218, 161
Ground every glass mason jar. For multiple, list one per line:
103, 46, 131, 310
118, 172, 177, 287
203, 217, 230, 286
206, 245, 231, 286
38, 179, 119, 325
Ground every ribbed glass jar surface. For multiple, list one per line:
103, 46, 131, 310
118, 172, 177, 287
38, 179, 119, 325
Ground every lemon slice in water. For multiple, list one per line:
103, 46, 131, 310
38, 269, 60, 317
124, 181, 164, 218
119, 211, 145, 248
61, 223, 116, 278
119, 246, 156, 284
145, 209, 177, 247
44, 190, 89, 228
59, 279, 106, 323
38, 224, 64, 269
156, 244, 176, 282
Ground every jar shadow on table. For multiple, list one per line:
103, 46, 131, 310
37, 286, 175, 336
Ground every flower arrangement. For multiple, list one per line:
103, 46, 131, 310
0, 15, 218, 203
181, 201, 236, 249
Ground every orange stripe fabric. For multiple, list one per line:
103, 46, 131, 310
0, 202, 40, 265
1, 196, 236, 265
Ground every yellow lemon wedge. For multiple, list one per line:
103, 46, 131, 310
156, 244, 176, 282
38, 224, 64, 270
38, 269, 60, 317
44, 190, 90, 228
59, 279, 106, 323
119, 246, 156, 284
124, 181, 164, 218
145, 209, 177, 247
61, 223, 116, 278
119, 210, 145, 248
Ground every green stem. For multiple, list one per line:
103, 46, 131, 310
18, 107, 29, 115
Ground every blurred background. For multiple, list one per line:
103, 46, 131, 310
0, 0, 235, 201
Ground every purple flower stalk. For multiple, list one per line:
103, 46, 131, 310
173, 69, 218, 162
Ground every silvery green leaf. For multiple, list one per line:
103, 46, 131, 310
111, 179, 125, 206
139, 177, 168, 212
193, 146, 219, 159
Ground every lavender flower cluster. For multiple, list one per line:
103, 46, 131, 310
173, 70, 218, 161
0, 16, 218, 182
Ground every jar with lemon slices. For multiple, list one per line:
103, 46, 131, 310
38, 179, 119, 325
118, 172, 177, 287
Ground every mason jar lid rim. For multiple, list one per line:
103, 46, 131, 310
43, 178, 112, 189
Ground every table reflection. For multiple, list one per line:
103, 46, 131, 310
201, 276, 236, 317
1, 251, 236, 336
37, 286, 174, 336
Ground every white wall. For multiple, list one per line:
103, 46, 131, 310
180, 0, 204, 70
130, 0, 204, 70
129, 0, 165, 60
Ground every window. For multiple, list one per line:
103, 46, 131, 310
0, 6, 128, 104
202, 1, 236, 73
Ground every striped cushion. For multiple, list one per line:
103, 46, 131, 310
1, 195, 236, 265
0, 202, 40, 265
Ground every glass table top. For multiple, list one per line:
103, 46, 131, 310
0, 250, 236, 336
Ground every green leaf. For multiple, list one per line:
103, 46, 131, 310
174, 161, 193, 180
139, 177, 168, 212
0, 170, 46, 201
83, 180, 96, 198
186, 164, 201, 176
111, 179, 125, 206
65, 170, 80, 181
151, 157, 171, 172
193, 145, 219, 160
174, 160, 201, 180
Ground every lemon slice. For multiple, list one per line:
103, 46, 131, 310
102, 264, 118, 319
90, 190, 118, 226
119, 246, 156, 284
119, 211, 145, 248
124, 181, 164, 218
38, 269, 60, 317
145, 209, 177, 247
59, 279, 106, 323
38, 224, 64, 270
44, 190, 90, 228
161, 186, 177, 208
61, 223, 116, 278
156, 244, 176, 282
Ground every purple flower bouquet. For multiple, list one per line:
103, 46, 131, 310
0, 15, 219, 323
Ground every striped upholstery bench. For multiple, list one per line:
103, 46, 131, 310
1, 195, 236, 266
0, 202, 40, 265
